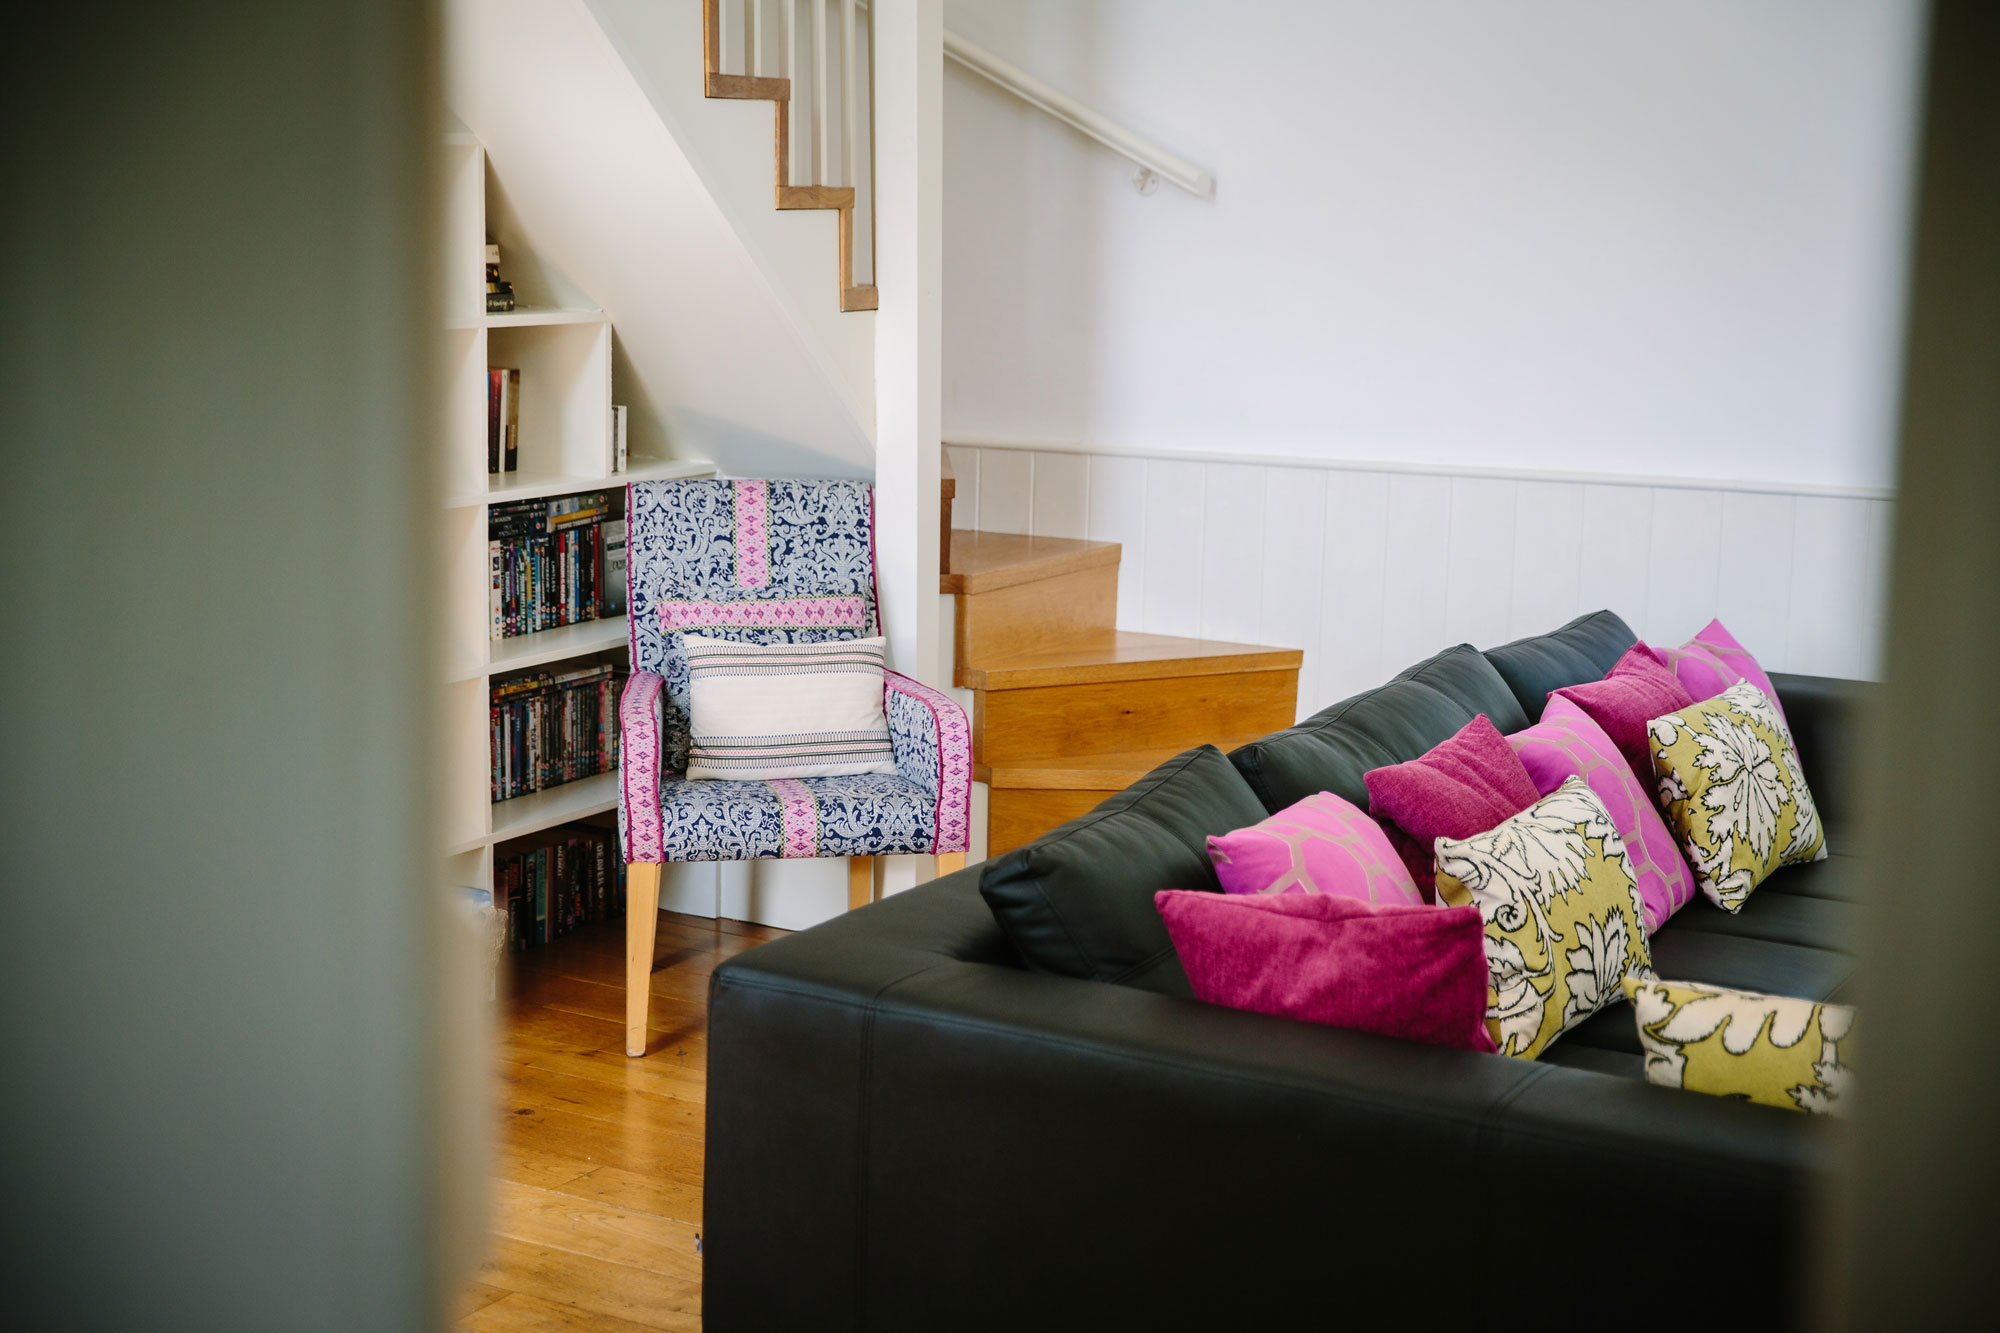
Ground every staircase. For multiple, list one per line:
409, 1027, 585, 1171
700, 0, 876, 311
943, 529, 1304, 857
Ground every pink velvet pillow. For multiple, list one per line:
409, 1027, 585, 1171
1155, 889, 1496, 1052
1361, 715, 1541, 901
1548, 644, 1695, 782
1507, 696, 1696, 932
1649, 619, 1789, 728
1206, 791, 1424, 906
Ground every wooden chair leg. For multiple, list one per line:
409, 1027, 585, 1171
625, 862, 662, 1058
847, 855, 875, 910
936, 851, 966, 877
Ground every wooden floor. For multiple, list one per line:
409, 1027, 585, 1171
455, 910, 788, 1332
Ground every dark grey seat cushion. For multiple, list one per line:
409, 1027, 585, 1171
1228, 644, 1526, 815
1665, 887, 1861, 953
978, 745, 1268, 997
1483, 610, 1638, 724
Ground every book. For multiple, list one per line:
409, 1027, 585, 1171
612, 405, 628, 473
497, 367, 520, 472
487, 368, 502, 473
601, 519, 627, 617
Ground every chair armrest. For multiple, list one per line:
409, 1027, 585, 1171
883, 670, 972, 854
619, 670, 667, 863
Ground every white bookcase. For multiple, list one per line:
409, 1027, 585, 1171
439, 130, 713, 892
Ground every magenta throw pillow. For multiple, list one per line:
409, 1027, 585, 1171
1362, 714, 1541, 901
1207, 791, 1424, 906
1507, 696, 1696, 932
1155, 889, 1496, 1052
1649, 618, 1790, 728
1548, 644, 1696, 783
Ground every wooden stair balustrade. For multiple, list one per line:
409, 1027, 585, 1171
942, 527, 1302, 857
701, 0, 877, 312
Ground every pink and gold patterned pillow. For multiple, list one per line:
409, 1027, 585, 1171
1207, 791, 1425, 906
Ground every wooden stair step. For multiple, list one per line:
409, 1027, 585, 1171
957, 630, 1303, 691
939, 529, 1120, 596
978, 740, 1266, 790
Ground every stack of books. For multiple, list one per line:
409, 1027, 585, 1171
487, 367, 519, 473
495, 824, 625, 950
490, 661, 621, 801
486, 242, 515, 313
489, 491, 620, 637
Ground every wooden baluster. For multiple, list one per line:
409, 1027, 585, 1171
812, 0, 829, 184
716, 0, 732, 76
841, 0, 857, 192
745, 0, 758, 80
782, 0, 798, 186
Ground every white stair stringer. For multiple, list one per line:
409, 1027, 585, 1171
446, 0, 874, 479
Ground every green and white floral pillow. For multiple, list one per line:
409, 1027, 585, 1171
1435, 777, 1654, 1060
1648, 682, 1826, 913
1623, 977, 1853, 1115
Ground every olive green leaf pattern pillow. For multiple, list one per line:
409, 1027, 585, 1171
1622, 977, 1853, 1115
1435, 776, 1654, 1060
1647, 682, 1826, 913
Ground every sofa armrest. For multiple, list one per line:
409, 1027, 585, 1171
1770, 671, 1875, 826
883, 670, 972, 854
618, 670, 666, 863
704, 872, 1835, 1331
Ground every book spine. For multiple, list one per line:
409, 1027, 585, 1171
502, 368, 520, 472
613, 404, 628, 473
488, 539, 503, 642
487, 369, 502, 473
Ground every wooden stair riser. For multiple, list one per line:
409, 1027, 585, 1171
955, 562, 1119, 666
972, 669, 1299, 766
987, 787, 1116, 858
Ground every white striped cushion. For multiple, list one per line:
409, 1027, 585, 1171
682, 634, 897, 781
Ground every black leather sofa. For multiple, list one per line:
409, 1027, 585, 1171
703, 612, 1866, 1331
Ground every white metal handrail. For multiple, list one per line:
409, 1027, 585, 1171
943, 31, 1215, 199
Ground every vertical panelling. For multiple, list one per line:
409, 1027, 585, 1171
945, 444, 979, 531
1509, 481, 1585, 640
1198, 464, 1267, 645
1859, 499, 1897, 679
1320, 470, 1390, 702
1644, 488, 1726, 646
1140, 459, 1206, 636
1579, 483, 1652, 631
976, 447, 1031, 534
1715, 491, 1796, 669
1029, 451, 1090, 538
1085, 454, 1148, 628
1789, 496, 1873, 678
1379, 473, 1453, 672
1259, 467, 1328, 717
1442, 477, 1518, 650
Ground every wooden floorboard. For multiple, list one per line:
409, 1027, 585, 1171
459, 909, 785, 1330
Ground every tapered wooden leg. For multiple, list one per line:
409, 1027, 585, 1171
847, 855, 875, 910
936, 851, 966, 877
625, 862, 662, 1058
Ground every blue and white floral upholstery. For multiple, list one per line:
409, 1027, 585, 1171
619, 479, 971, 863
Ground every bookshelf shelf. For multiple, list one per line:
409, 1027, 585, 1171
485, 771, 621, 848
446, 306, 609, 331
447, 456, 715, 510
446, 614, 629, 683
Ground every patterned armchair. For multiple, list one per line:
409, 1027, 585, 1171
618, 478, 971, 1056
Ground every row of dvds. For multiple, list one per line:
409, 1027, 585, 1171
491, 662, 622, 802
496, 824, 625, 951
489, 491, 626, 639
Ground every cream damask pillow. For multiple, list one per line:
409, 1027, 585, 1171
1623, 977, 1853, 1115
1647, 682, 1825, 913
1435, 777, 1654, 1060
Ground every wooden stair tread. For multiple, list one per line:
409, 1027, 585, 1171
958, 631, 1304, 691
978, 740, 1266, 790
939, 529, 1121, 595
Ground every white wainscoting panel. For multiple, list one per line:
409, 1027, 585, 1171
954, 444, 1892, 718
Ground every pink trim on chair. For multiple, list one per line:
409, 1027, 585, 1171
620, 671, 667, 864
767, 777, 819, 857
733, 479, 770, 587
659, 595, 868, 633
884, 670, 973, 854
624, 483, 639, 660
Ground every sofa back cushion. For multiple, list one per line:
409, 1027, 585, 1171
980, 745, 1270, 996
1228, 644, 1526, 815
1483, 610, 1638, 723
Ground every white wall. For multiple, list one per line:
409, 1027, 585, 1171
942, 0, 1925, 492
951, 442, 1894, 710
